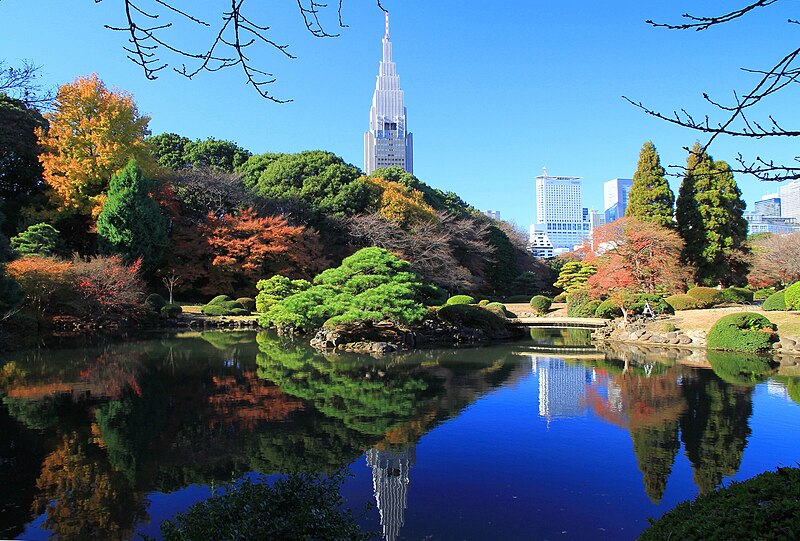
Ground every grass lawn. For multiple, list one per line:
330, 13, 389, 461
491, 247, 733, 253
665, 306, 800, 336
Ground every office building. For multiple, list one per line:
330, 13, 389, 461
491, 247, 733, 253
754, 194, 781, 217
603, 178, 633, 223
534, 169, 590, 253
364, 13, 413, 174
779, 181, 800, 221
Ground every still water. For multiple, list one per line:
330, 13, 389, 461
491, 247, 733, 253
1, 329, 799, 540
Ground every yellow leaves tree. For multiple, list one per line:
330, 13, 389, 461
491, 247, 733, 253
364, 176, 436, 228
36, 74, 151, 217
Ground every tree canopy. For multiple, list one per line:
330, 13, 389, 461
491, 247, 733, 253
625, 141, 674, 228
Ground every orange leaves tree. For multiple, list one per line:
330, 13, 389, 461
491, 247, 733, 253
364, 176, 437, 228
166, 208, 325, 297
36, 74, 151, 218
587, 218, 688, 304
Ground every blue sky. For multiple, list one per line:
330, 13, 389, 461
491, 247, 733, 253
2, 0, 798, 227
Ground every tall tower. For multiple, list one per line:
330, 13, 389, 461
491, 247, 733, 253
364, 12, 413, 175
366, 446, 415, 541
534, 169, 589, 253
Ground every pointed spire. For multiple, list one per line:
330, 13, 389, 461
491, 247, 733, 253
385, 11, 390, 40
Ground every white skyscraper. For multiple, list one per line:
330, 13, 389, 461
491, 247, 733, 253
364, 13, 413, 175
779, 181, 800, 221
534, 169, 589, 252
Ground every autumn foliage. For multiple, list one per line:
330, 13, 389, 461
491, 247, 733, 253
36, 74, 151, 216
587, 218, 688, 297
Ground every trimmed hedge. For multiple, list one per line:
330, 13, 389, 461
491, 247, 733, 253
594, 299, 622, 319
207, 295, 234, 305
638, 467, 800, 541
706, 312, 777, 352
161, 304, 183, 318
437, 304, 507, 333
665, 294, 701, 311
784, 282, 800, 310
553, 292, 567, 303
718, 286, 754, 304
446, 295, 476, 305
201, 296, 250, 316
145, 293, 167, 312
478, 299, 490, 306
236, 297, 256, 311
753, 287, 776, 301
686, 286, 723, 308
629, 294, 674, 316
529, 295, 552, 316
762, 290, 787, 311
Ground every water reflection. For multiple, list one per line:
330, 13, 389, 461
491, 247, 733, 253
0, 331, 798, 539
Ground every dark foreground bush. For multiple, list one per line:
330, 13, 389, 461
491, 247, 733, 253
145, 293, 167, 312
763, 290, 787, 311
529, 295, 552, 316
235, 297, 256, 311
686, 286, 723, 308
161, 304, 182, 318
638, 467, 800, 541
157, 473, 372, 541
665, 294, 701, 311
437, 304, 508, 333
707, 312, 777, 352
446, 294, 476, 305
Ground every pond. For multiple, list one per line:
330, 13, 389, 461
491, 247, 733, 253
1, 329, 799, 540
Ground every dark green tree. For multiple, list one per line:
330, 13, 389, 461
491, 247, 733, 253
10, 223, 62, 257
676, 143, 750, 285
184, 138, 251, 172
96, 159, 168, 272
631, 422, 680, 504
484, 225, 518, 295
148, 132, 192, 170
625, 141, 675, 227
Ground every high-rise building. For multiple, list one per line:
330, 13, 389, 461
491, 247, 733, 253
603, 178, 633, 223
534, 169, 589, 252
366, 446, 415, 541
779, 181, 800, 221
754, 194, 781, 217
364, 13, 413, 175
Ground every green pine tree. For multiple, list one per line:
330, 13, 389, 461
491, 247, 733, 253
97, 159, 168, 272
675, 143, 749, 286
626, 141, 675, 227
10, 223, 63, 257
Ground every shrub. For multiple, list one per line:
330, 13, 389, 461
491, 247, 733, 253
686, 286, 723, 308
201, 302, 249, 317
236, 297, 256, 311
437, 304, 507, 333
718, 286, 754, 304
762, 290, 786, 311
665, 294, 701, 311
446, 295, 476, 305
10, 223, 63, 257
553, 292, 567, 303
529, 295, 552, 316
629, 294, 674, 316
161, 304, 183, 318
638, 467, 800, 541
594, 299, 622, 319
255, 276, 311, 313
649, 321, 676, 333
707, 312, 777, 352
784, 281, 800, 310
486, 301, 515, 318
567, 288, 599, 318
145, 293, 167, 312
478, 299, 490, 306
208, 295, 233, 305
753, 287, 776, 301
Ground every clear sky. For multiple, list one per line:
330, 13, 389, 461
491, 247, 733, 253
2, 0, 798, 228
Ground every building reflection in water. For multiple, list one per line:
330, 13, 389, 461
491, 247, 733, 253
365, 446, 415, 541
532, 357, 594, 423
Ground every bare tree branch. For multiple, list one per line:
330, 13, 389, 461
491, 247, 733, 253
95, 0, 384, 102
0, 59, 54, 108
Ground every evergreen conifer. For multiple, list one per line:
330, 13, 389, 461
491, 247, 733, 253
676, 143, 749, 285
626, 141, 675, 227
97, 159, 167, 272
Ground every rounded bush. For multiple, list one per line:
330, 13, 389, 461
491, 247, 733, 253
718, 286, 754, 304
236, 297, 256, 311
594, 300, 622, 319
208, 295, 234, 305
446, 295, 476, 305
707, 312, 777, 352
665, 293, 701, 311
161, 304, 183, 318
478, 299, 490, 307
638, 467, 800, 541
784, 282, 800, 310
753, 287, 776, 301
686, 286, 723, 308
553, 292, 567, 303
145, 293, 167, 312
649, 321, 676, 333
630, 294, 674, 316
762, 290, 786, 311
529, 295, 552, 316
437, 304, 507, 333
201, 300, 248, 316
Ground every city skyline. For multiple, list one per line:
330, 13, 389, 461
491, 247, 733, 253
1, 2, 797, 227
